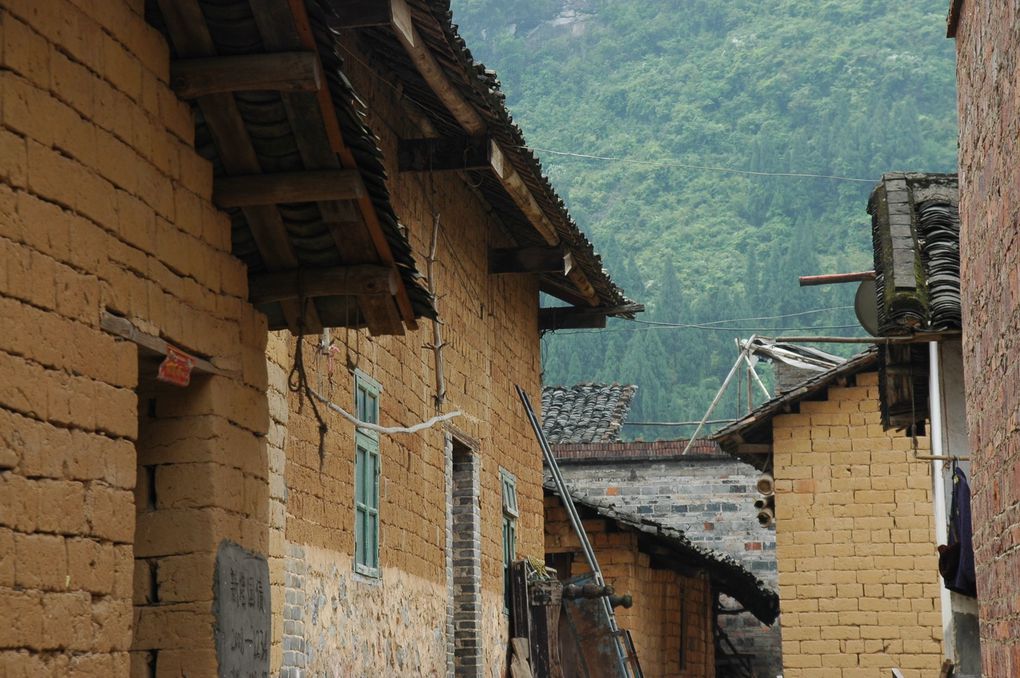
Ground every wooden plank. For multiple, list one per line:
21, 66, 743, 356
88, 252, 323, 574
538, 307, 607, 332
324, 222, 405, 336
170, 52, 322, 99
213, 170, 365, 207
489, 247, 565, 274
510, 561, 531, 640
398, 135, 493, 172
100, 312, 237, 378
250, 265, 398, 304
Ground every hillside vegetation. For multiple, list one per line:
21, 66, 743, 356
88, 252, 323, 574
452, 0, 958, 437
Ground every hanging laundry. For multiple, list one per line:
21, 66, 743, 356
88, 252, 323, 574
937, 466, 977, 597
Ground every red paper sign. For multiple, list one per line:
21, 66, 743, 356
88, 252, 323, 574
157, 345, 196, 387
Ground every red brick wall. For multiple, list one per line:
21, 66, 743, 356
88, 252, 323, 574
954, 2, 1020, 674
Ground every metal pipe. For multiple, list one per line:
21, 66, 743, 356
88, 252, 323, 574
516, 386, 633, 676
798, 271, 876, 286
756, 473, 775, 497
928, 341, 955, 663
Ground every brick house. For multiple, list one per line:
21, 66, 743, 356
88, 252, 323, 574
544, 487, 779, 678
948, 2, 1020, 674
0, 1, 636, 676
714, 352, 946, 678
542, 383, 782, 677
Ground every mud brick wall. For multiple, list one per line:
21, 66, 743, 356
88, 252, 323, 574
553, 448, 780, 677
771, 371, 943, 678
261, 33, 548, 677
545, 495, 714, 678
953, 3, 1020, 675
0, 0, 271, 674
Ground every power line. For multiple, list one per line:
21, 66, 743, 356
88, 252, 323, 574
523, 146, 877, 183
637, 305, 854, 327
550, 323, 861, 336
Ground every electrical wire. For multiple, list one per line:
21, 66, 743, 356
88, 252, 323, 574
523, 146, 878, 183
637, 305, 854, 327
550, 323, 861, 336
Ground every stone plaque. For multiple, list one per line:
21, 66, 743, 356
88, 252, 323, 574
214, 541, 270, 678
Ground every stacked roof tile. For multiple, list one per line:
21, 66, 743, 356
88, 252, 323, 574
541, 384, 637, 444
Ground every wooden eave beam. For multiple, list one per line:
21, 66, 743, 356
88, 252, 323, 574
489, 246, 565, 274
250, 265, 399, 305
539, 307, 607, 332
398, 135, 494, 172
213, 170, 365, 208
735, 443, 773, 455
170, 52, 321, 99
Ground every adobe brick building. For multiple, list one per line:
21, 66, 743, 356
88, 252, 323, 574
0, 1, 635, 675
544, 488, 778, 678
949, 2, 1020, 674
716, 354, 945, 678
542, 383, 782, 677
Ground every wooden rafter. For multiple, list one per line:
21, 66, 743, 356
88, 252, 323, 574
489, 247, 565, 274
563, 252, 599, 307
397, 135, 494, 172
170, 52, 322, 98
213, 170, 365, 208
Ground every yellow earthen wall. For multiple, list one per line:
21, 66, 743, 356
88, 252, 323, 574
260, 33, 547, 678
545, 496, 715, 678
0, 0, 272, 674
771, 371, 944, 678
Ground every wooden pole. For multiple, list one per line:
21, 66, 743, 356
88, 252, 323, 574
798, 271, 875, 286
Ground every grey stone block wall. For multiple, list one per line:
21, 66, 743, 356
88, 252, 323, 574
450, 447, 483, 677
281, 544, 308, 678
555, 451, 781, 678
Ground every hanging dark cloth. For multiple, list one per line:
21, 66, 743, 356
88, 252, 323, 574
937, 465, 977, 597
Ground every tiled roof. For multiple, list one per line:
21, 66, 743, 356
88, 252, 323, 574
552, 439, 723, 462
541, 384, 637, 444
545, 484, 780, 625
344, 0, 635, 313
869, 172, 960, 335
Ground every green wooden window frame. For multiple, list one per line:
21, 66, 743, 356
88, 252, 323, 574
500, 468, 518, 611
354, 371, 381, 577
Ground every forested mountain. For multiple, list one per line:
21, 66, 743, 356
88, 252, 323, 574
451, 0, 958, 438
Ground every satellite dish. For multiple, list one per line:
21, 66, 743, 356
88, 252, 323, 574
855, 279, 879, 336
